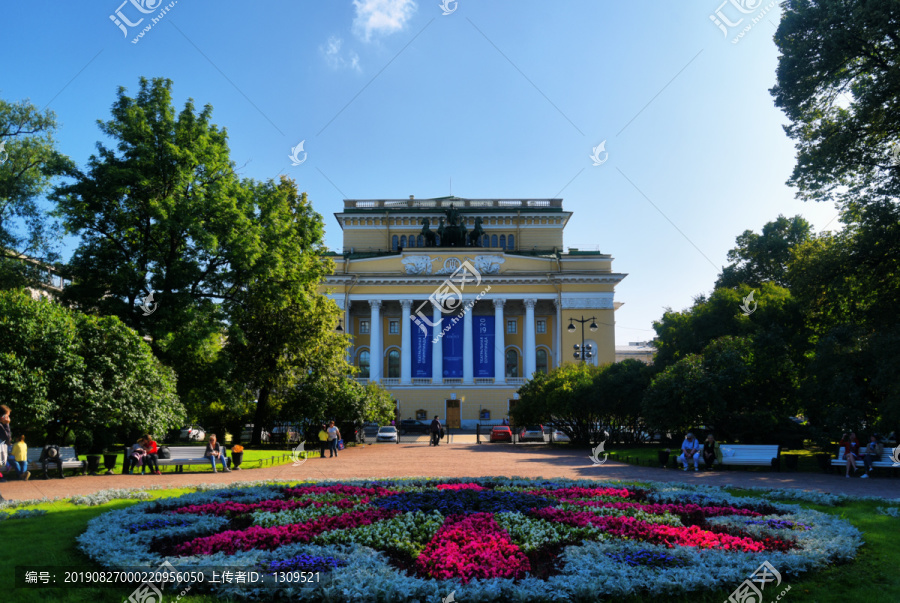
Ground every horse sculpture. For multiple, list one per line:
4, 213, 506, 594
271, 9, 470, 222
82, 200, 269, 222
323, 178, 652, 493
467, 217, 486, 247
420, 218, 437, 247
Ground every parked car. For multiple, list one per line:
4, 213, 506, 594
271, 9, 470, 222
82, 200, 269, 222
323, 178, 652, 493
551, 430, 570, 442
490, 426, 512, 442
376, 426, 398, 442
179, 425, 206, 441
337, 422, 366, 444
398, 419, 430, 435
519, 425, 545, 442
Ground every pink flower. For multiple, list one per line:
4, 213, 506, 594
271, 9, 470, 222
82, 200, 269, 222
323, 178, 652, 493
416, 513, 530, 582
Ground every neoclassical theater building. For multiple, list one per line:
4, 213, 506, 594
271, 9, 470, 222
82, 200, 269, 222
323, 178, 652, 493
322, 197, 626, 428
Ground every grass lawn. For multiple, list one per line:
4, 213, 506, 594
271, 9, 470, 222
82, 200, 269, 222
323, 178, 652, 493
1, 482, 896, 602
73, 448, 305, 475
606, 444, 833, 473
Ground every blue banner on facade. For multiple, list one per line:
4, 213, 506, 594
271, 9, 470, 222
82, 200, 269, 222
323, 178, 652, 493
411, 319, 432, 378
474, 315, 494, 378
442, 313, 464, 378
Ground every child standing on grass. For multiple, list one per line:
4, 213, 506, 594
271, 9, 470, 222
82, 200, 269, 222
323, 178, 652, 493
12, 435, 29, 480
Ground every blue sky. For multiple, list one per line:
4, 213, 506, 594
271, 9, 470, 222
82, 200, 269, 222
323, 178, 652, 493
1, 0, 839, 342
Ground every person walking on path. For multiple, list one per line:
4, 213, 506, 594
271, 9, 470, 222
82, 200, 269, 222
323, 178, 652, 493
318, 424, 328, 458
0, 405, 11, 492
205, 434, 230, 473
430, 415, 443, 447
326, 421, 341, 458
12, 435, 29, 480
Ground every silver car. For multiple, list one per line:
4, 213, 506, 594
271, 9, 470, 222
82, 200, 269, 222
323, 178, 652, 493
376, 426, 398, 442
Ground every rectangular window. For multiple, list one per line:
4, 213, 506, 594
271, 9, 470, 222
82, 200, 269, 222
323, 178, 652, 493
389, 320, 399, 334
359, 320, 370, 334
536, 319, 546, 334
507, 319, 517, 334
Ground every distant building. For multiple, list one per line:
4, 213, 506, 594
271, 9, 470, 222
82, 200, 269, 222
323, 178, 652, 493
615, 341, 655, 364
320, 196, 627, 428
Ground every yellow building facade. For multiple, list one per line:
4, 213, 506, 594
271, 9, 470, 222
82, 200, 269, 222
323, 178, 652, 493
322, 197, 626, 428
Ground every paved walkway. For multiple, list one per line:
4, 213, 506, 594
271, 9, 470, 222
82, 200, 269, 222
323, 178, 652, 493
3, 443, 899, 502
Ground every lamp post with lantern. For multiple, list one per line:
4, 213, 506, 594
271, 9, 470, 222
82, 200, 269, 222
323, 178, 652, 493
568, 316, 598, 363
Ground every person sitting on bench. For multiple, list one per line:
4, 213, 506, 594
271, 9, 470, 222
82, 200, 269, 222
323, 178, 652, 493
678, 433, 701, 472
39, 444, 65, 479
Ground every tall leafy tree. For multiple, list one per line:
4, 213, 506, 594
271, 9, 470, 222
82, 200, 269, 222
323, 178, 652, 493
0, 97, 73, 289
716, 215, 813, 289
772, 0, 900, 205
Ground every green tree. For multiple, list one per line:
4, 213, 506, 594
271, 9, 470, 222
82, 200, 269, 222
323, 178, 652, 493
0, 289, 183, 450
0, 97, 73, 289
716, 215, 813, 289
643, 335, 798, 444
771, 0, 900, 205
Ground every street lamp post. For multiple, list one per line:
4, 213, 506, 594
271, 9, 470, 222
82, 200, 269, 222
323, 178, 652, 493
568, 316, 598, 363
335, 319, 344, 332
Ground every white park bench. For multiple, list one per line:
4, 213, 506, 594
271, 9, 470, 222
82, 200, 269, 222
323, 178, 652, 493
718, 444, 781, 470
830, 446, 898, 473
122, 445, 230, 473
20, 447, 87, 478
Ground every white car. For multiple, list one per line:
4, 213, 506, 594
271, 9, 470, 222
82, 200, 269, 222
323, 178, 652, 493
179, 425, 206, 441
376, 426, 398, 442
552, 430, 570, 442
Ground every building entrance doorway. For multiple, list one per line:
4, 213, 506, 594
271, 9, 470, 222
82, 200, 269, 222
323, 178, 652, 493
446, 400, 461, 429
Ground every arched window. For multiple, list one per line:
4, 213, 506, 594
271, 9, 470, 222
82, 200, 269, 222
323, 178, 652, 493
407, 234, 416, 248
387, 350, 400, 378
358, 351, 370, 378
499, 234, 506, 249
391, 235, 399, 251
491, 234, 498, 248
536, 349, 549, 374
481, 234, 490, 247
505, 349, 519, 378
435, 234, 442, 246
507, 234, 514, 250
418, 235, 425, 247
400, 235, 407, 248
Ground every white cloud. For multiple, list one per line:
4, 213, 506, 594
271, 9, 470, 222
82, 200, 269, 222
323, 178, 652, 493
352, 0, 417, 42
321, 36, 361, 72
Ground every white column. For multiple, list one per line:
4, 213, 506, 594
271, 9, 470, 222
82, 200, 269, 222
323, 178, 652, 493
493, 299, 506, 384
369, 300, 383, 382
553, 298, 561, 369
400, 299, 412, 384
463, 299, 474, 384
431, 301, 443, 383
524, 298, 537, 379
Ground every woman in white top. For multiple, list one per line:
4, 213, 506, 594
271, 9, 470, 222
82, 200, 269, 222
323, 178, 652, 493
326, 421, 341, 458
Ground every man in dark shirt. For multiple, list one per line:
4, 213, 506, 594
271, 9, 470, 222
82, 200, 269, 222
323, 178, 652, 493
430, 416, 443, 446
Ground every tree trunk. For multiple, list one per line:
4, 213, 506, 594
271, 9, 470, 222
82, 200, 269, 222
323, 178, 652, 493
251, 386, 272, 445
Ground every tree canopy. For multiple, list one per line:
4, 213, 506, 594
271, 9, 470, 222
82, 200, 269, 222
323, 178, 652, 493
772, 0, 900, 205
0, 289, 183, 451
0, 97, 73, 289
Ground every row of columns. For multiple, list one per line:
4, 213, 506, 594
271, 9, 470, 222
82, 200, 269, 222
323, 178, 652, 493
365, 298, 540, 385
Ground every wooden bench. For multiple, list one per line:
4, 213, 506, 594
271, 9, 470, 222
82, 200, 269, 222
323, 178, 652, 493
18, 447, 87, 478
830, 446, 898, 473
122, 445, 230, 474
717, 444, 781, 470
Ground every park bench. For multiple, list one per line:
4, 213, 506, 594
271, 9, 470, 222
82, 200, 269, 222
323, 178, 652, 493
19, 447, 87, 478
121, 445, 230, 473
717, 444, 781, 470
830, 446, 898, 474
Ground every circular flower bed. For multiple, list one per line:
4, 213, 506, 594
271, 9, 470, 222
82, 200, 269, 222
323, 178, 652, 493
78, 478, 861, 601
